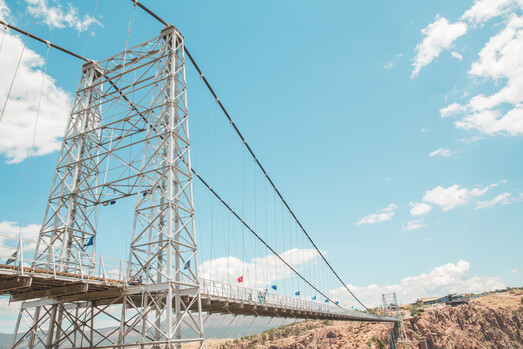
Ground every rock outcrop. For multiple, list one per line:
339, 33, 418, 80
213, 289, 523, 348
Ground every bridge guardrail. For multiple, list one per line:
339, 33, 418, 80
0, 234, 394, 321
0, 234, 127, 285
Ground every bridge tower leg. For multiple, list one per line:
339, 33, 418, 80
10, 25, 204, 348
119, 24, 204, 348
381, 292, 407, 348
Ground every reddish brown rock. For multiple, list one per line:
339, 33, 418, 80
213, 289, 523, 349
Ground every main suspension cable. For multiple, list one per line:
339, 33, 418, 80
4, 13, 368, 310
191, 168, 341, 308
0, 20, 89, 61
129, 0, 370, 311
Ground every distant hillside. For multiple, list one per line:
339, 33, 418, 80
0, 313, 294, 349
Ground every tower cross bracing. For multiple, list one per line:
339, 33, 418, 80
12, 24, 204, 348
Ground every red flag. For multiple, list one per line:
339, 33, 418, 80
237, 276, 243, 283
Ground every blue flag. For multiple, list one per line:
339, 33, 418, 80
312, 296, 317, 300
271, 285, 277, 291
295, 291, 300, 296
6, 251, 17, 265
184, 260, 190, 270
325, 299, 329, 303
335, 301, 339, 305
83, 236, 94, 248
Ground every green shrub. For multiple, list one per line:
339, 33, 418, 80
294, 326, 301, 336
409, 304, 421, 316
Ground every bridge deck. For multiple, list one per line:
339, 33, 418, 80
0, 264, 397, 323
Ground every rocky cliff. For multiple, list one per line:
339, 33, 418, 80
405, 289, 523, 348
209, 288, 523, 348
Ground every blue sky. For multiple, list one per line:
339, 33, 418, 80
0, 0, 522, 330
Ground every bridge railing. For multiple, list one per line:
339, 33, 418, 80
199, 278, 348, 315
0, 234, 392, 321
0, 234, 127, 285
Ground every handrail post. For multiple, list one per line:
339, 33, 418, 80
19, 239, 24, 276
79, 252, 84, 281
100, 256, 107, 283
51, 247, 56, 277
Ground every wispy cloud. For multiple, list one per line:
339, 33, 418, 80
0, 0, 10, 21
422, 182, 500, 211
357, 204, 398, 225
409, 202, 432, 216
412, 16, 467, 77
0, 1, 71, 163
475, 192, 512, 209
451, 51, 463, 60
429, 148, 457, 157
429, 0, 523, 136
461, 0, 514, 25
402, 219, 426, 231
26, 0, 101, 32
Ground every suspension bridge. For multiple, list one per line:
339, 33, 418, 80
0, 1, 400, 348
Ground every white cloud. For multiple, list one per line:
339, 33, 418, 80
422, 183, 498, 211
402, 219, 426, 231
412, 16, 468, 77
461, 0, 515, 24
384, 61, 394, 70
0, 221, 40, 258
0, 0, 10, 21
475, 192, 512, 208
0, 297, 21, 331
444, 13, 523, 136
330, 260, 505, 307
198, 248, 321, 289
356, 204, 398, 225
409, 202, 432, 216
429, 148, 457, 157
26, 0, 101, 32
422, 1, 523, 136
455, 107, 523, 135
0, 23, 70, 163
440, 102, 467, 118
510, 269, 519, 273
451, 51, 463, 60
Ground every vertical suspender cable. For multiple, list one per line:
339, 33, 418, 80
0, 0, 43, 124
0, 23, 6, 54
17, 44, 49, 248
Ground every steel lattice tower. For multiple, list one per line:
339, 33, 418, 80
381, 293, 407, 348
11, 25, 204, 348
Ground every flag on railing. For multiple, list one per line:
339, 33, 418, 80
184, 260, 190, 270
83, 236, 94, 248
324, 299, 329, 303
271, 285, 277, 291
335, 301, 339, 305
295, 291, 300, 296
312, 296, 317, 300
237, 276, 243, 283
6, 251, 17, 265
